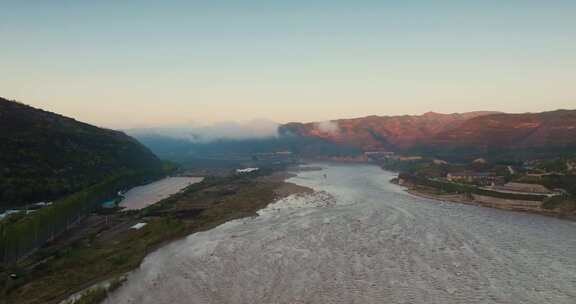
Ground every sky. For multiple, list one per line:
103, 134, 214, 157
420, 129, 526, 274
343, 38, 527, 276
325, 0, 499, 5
1, 0, 575, 129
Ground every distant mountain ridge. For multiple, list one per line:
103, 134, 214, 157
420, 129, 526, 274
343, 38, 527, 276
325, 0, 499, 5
280, 111, 499, 150
279, 109, 576, 153
131, 109, 576, 163
0, 97, 162, 209
428, 110, 576, 149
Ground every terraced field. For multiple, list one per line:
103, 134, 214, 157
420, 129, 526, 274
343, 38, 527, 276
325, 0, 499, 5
107, 163, 576, 304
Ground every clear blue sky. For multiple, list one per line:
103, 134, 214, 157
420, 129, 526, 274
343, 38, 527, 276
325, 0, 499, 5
1, 0, 575, 128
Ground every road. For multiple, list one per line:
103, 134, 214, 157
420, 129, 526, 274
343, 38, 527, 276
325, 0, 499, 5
106, 163, 576, 304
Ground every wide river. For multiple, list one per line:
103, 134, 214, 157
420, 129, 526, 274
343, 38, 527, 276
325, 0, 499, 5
106, 163, 576, 304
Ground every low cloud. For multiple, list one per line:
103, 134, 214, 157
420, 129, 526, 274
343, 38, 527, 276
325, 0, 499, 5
315, 120, 339, 134
128, 119, 280, 142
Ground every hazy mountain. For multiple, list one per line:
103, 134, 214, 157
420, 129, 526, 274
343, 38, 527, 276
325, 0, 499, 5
130, 110, 576, 163
279, 111, 498, 150
0, 97, 162, 209
133, 133, 361, 163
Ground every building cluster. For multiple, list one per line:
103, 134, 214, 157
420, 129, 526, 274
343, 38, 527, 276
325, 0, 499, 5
385, 154, 572, 198
236, 167, 260, 174
446, 172, 502, 186
364, 151, 423, 162
491, 182, 553, 195
444, 168, 568, 197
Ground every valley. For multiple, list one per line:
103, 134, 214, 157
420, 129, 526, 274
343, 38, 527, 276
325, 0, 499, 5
105, 163, 576, 304
3, 3, 576, 303
1, 98, 575, 304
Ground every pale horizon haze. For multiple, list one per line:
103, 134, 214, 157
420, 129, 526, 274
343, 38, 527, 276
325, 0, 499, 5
1, 1, 575, 129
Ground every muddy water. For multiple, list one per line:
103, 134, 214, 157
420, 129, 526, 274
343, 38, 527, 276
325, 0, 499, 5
107, 163, 576, 304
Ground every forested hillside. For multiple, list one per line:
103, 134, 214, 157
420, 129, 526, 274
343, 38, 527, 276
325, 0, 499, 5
0, 97, 162, 210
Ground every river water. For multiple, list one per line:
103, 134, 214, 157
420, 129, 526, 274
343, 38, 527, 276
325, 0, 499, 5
119, 177, 203, 210
106, 163, 576, 304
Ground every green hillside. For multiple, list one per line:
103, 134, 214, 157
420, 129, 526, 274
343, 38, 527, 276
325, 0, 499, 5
0, 97, 162, 210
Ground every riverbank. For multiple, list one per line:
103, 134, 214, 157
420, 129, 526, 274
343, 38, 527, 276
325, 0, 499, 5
399, 182, 576, 220
1, 169, 311, 304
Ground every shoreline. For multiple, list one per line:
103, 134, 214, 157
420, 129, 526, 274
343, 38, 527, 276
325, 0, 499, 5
4, 168, 313, 304
401, 184, 576, 221
61, 173, 313, 304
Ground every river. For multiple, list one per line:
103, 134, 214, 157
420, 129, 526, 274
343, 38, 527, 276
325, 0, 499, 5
120, 176, 203, 210
106, 163, 576, 304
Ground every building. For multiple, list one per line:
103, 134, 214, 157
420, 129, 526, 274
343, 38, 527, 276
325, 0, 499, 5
397, 156, 423, 161
567, 160, 576, 173
433, 159, 448, 165
494, 182, 552, 194
364, 151, 395, 156
364, 151, 395, 162
236, 167, 259, 174
446, 172, 501, 185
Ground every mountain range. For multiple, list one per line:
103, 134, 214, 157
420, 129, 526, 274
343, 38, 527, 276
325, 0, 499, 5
2, 95, 575, 208
280, 110, 576, 154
